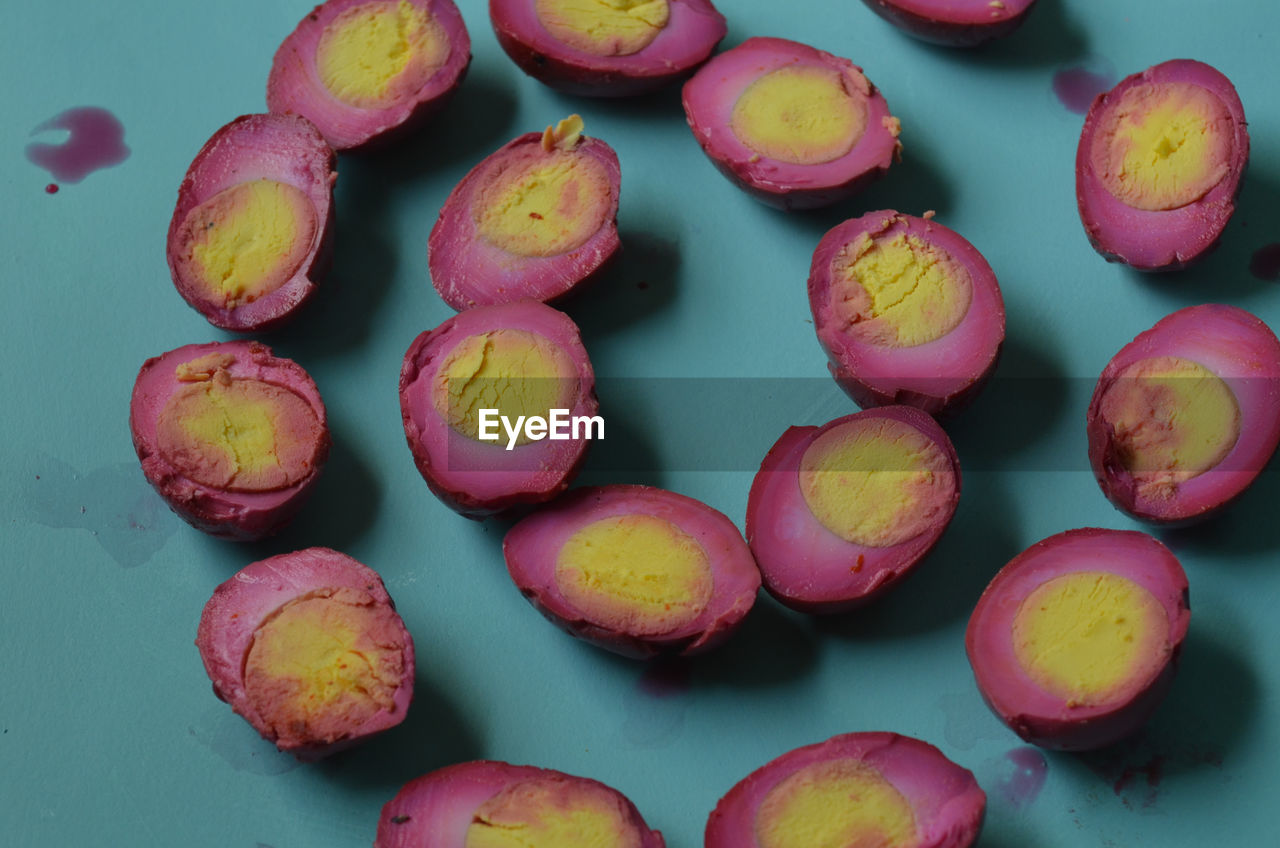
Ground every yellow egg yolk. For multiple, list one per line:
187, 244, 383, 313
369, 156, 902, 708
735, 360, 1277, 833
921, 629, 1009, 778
433, 329, 578, 446
156, 357, 322, 492
1012, 571, 1169, 706
316, 0, 451, 108
754, 759, 917, 848
800, 417, 955, 548
1090, 82, 1233, 211
534, 0, 670, 56
554, 514, 714, 636
730, 65, 869, 165
244, 588, 405, 745
177, 179, 316, 309
1098, 355, 1241, 500
474, 117, 611, 258
465, 777, 643, 848
831, 231, 974, 347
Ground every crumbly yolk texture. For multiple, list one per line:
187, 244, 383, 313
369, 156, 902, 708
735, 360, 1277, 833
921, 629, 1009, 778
1091, 82, 1233, 211
155, 358, 322, 492
554, 514, 714, 636
800, 418, 955, 548
178, 179, 316, 309
832, 231, 974, 348
1098, 356, 1240, 500
754, 759, 917, 848
730, 65, 868, 165
475, 119, 611, 258
1012, 571, 1169, 706
433, 329, 578, 446
465, 777, 643, 848
315, 0, 450, 108
534, 0, 669, 56
244, 588, 405, 745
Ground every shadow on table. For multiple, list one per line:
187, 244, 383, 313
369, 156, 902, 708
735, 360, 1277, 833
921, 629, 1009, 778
322, 671, 484, 790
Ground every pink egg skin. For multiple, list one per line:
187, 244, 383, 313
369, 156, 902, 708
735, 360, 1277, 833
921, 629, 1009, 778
129, 341, 330, 541
965, 528, 1190, 752
705, 732, 986, 848
166, 114, 336, 332
266, 0, 471, 152
746, 406, 961, 614
375, 760, 665, 847
682, 37, 901, 211
860, 0, 1038, 47
195, 547, 416, 761
1086, 304, 1280, 525
489, 0, 727, 97
428, 131, 621, 311
503, 485, 762, 659
399, 301, 598, 520
1075, 59, 1249, 272
808, 211, 1006, 417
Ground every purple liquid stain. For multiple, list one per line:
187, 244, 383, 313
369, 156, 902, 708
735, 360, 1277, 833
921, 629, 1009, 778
1112, 755, 1164, 809
637, 657, 692, 698
619, 658, 693, 748
1053, 59, 1117, 114
26, 106, 130, 184
45, 183, 59, 194
995, 747, 1048, 809
1250, 243, 1280, 281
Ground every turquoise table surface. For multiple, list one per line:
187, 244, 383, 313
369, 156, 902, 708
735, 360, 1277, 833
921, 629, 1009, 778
3, 0, 1278, 845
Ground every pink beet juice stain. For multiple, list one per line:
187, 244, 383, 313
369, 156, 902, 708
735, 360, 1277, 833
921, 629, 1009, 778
637, 657, 692, 698
26, 107, 130, 185
1053, 60, 1116, 114
1250, 243, 1280, 281
996, 747, 1048, 808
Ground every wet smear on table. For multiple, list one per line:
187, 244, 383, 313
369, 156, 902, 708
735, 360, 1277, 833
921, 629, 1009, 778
620, 658, 692, 748
26, 107, 130, 185
188, 706, 301, 776
993, 747, 1048, 809
20, 456, 177, 568
937, 691, 1006, 751
1053, 58, 1116, 114
1250, 243, 1280, 281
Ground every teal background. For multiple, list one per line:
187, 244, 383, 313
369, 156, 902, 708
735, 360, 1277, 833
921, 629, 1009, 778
2, 0, 1278, 845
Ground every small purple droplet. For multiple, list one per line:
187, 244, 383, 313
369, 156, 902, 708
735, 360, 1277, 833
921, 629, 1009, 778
26, 107, 130, 184
637, 657, 692, 698
1053, 60, 1117, 115
1249, 243, 1280, 281
45, 183, 59, 194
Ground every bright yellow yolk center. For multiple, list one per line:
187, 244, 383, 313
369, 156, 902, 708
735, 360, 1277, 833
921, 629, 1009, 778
534, 0, 670, 56
465, 778, 642, 848
1012, 572, 1169, 706
730, 66, 867, 165
755, 759, 917, 848
554, 514, 714, 636
1098, 356, 1240, 500
433, 330, 578, 446
833, 231, 973, 347
155, 359, 322, 492
800, 418, 955, 548
180, 179, 315, 309
244, 589, 405, 744
474, 150, 611, 258
1091, 82, 1232, 211
316, 0, 450, 108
